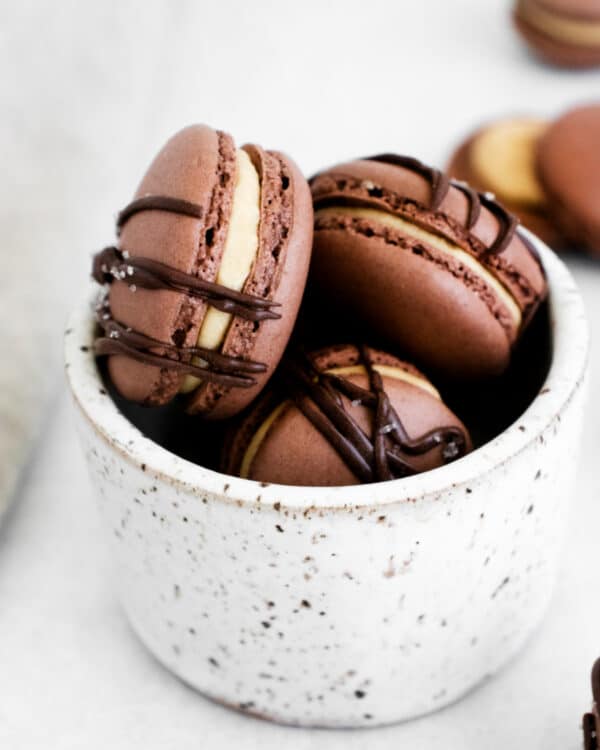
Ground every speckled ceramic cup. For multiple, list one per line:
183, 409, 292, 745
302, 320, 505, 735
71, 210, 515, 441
65, 235, 588, 728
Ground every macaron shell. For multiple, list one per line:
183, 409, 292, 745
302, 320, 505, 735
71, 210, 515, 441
311, 159, 546, 314
535, 0, 600, 18
186, 149, 313, 418
513, 5, 600, 67
311, 343, 428, 378
592, 657, 600, 704
107, 125, 234, 404
246, 401, 358, 486
229, 345, 470, 487
537, 105, 600, 252
311, 158, 547, 377
310, 227, 512, 378
447, 132, 564, 248
221, 345, 414, 477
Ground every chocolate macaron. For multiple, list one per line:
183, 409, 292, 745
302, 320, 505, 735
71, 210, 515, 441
583, 658, 600, 750
537, 104, 600, 254
223, 345, 471, 487
310, 155, 547, 380
93, 125, 313, 418
514, 0, 600, 68
447, 118, 562, 248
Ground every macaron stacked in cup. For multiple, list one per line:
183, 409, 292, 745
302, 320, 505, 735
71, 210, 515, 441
92, 124, 548, 487
94, 125, 312, 419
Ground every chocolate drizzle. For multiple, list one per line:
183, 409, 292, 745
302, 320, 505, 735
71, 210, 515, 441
284, 347, 467, 483
116, 195, 204, 234
93, 192, 279, 390
93, 246, 280, 322
585, 713, 598, 750
583, 659, 600, 750
450, 180, 519, 254
478, 192, 520, 255
362, 154, 520, 256
517, 226, 546, 278
366, 154, 450, 211
94, 298, 265, 388
449, 179, 482, 229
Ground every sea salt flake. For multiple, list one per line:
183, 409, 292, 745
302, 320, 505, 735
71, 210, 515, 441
129, 284, 137, 292
121, 249, 130, 259
442, 441, 460, 460
109, 330, 120, 339
126, 265, 134, 276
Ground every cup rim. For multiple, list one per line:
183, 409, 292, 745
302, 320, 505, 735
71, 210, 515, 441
65, 231, 589, 509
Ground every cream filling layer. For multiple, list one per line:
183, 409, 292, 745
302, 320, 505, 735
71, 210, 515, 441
180, 148, 261, 393
518, 0, 600, 46
316, 205, 522, 328
239, 364, 438, 479
471, 119, 548, 208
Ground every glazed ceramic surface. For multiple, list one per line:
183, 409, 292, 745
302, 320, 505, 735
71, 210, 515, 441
65, 236, 588, 728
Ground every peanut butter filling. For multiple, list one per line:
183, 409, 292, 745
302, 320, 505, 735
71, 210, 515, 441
517, 0, 600, 46
181, 148, 261, 393
471, 119, 548, 208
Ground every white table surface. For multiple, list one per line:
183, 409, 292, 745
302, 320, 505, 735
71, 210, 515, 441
2, 1, 600, 748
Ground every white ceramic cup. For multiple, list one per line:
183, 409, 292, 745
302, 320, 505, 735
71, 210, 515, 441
65, 236, 588, 728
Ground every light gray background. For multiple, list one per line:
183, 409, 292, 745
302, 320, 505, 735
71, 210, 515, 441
1, 1, 599, 748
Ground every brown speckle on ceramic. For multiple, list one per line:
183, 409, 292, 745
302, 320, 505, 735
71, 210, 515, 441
65, 235, 588, 728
